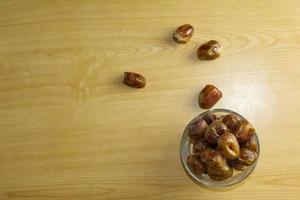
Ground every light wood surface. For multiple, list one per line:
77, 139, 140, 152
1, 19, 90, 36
0, 0, 300, 199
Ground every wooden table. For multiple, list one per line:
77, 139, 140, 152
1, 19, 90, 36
0, 1, 300, 199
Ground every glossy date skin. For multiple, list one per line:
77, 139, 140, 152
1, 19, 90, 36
187, 155, 206, 176
173, 24, 194, 43
198, 85, 222, 109
205, 120, 228, 144
207, 164, 233, 181
222, 114, 240, 133
197, 40, 221, 60
200, 148, 227, 170
187, 118, 208, 140
234, 120, 255, 143
218, 132, 240, 160
123, 72, 146, 88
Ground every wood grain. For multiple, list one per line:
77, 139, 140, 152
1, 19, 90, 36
0, 0, 300, 199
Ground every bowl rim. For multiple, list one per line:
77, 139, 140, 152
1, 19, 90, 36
179, 108, 260, 189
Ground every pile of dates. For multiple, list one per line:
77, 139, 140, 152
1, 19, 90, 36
186, 111, 258, 181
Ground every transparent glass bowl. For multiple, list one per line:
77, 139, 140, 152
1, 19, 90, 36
180, 109, 260, 189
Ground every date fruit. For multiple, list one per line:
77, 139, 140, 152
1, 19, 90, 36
123, 72, 146, 88
228, 159, 247, 171
222, 114, 240, 132
198, 84, 222, 109
235, 120, 255, 143
207, 164, 233, 181
173, 24, 194, 43
202, 112, 217, 125
218, 132, 240, 160
197, 40, 221, 60
187, 155, 206, 176
242, 135, 257, 152
193, 138, 210, 155
205, 120, 228, 144
200, 148, 227, 170
238, 148, 257, 166
187, 118, 208, 140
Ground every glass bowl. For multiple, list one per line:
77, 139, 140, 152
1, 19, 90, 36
180, 109, 260, 189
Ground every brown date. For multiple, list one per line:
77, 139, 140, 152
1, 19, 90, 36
193, 138, 210, 155
242, 135, 257, 152
198, 84, 222, 109
187, 155, 206, 176
173, 24, 194, 43
228, 159, 247, 171
207, 164, 233, 181
200, 149, 226, 170
235, 120, 255, 143
218, 132, 240, 160
202, 112, 217, 125
123, 72, 146, 88
222, 114, 240, 132
197, 40, 221, 60
187, 118, 208, 140
205, 120, 228, 144
238, 148, 257, 166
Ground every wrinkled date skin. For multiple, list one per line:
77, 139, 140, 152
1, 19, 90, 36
187, 155, 206, 176
238, 148, 257, 166
205, 120, 228, 144
187, 118, 208, 140
242, 135, 257, 152
173, 24, 194, 43
207, 164, 233, 181
193, 138, 210, 155
198, 84, 222, 109
200, 149, 227, 169
222, 114, 240, 133
218, 132, 240, 160
235, 120, 255, 143
197, 40, 221, 60
229, 148, 257, 170
123, 72, 146, 88
202, 112, 217, 125
229, 159, 248, 171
